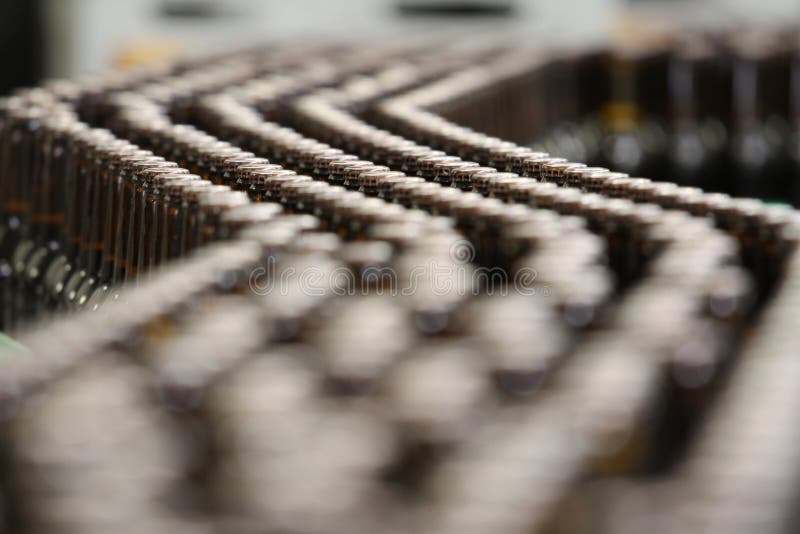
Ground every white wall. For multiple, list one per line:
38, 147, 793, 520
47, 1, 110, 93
42, 0, 620, 77
42, 0, 799, 78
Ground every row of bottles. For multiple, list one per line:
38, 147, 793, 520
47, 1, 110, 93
0, 90, 280, 331
0, 30, 799, 534
435, 30, 800, 205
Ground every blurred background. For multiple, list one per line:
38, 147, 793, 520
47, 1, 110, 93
2, 0, 798, 93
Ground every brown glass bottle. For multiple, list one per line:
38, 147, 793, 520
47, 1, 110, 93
25, 120, 83, 318
192, 191, 250, 250
135, 170, 192, 276
80, 139, 133, 277
161, 178, 213, 262
95, 149, 152, 284
245, 167, 296, 201
1, 107, 47, 322
146, 174, 199, 271
179, 184, 231, 255
107, 154, 163, 284
123, 164, 180, 283
7, 111, 54, 325
54, 129, 115, 311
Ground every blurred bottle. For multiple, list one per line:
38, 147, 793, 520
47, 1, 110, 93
729, 34, 794, 202
597, 45, 670, 180
669, 39, 728, 192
